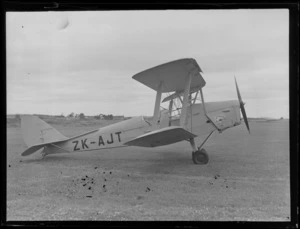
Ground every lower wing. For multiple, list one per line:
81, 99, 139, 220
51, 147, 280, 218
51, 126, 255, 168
124, 126, 196, 147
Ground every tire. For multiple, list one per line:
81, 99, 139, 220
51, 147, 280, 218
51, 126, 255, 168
192, 149, 209, 165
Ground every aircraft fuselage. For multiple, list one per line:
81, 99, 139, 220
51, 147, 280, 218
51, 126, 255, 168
45, 100, 241, 155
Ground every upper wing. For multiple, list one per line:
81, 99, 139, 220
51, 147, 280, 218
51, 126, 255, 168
124, 126, 196, 147
132, 58, 205, 93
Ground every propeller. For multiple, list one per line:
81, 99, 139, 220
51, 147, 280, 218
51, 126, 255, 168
234, 77, 250, 134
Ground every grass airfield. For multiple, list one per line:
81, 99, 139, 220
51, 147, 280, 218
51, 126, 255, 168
6, 116, 290, 221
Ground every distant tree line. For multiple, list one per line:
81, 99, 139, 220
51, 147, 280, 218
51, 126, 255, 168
93, 114, 113, 120
67, 112, 86, 120
15, 114, 21, 120
66, 112, 118, 120
10, 113, 128, 122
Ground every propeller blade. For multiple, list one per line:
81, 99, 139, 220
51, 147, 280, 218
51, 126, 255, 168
235, 77, 250, 134
241, 102, 250, 134
234, 77, 242, 102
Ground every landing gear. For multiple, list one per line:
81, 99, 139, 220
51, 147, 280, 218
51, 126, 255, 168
192, 148, 209, 164
189, 130, 214, 165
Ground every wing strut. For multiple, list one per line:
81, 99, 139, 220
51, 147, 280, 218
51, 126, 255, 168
199, 87, 207, 113
180, 72, 192, 127
168, 99, 173, 126
153, 81, 163, 126
199, 87, 221, 132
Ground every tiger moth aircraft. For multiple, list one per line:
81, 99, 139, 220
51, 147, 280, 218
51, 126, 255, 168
21, 58, 250, 164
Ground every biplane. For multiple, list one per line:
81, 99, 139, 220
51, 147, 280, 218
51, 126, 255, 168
20, 58, 250, 164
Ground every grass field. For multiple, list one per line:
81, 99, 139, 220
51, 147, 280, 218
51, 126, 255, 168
6, 117, 290, 221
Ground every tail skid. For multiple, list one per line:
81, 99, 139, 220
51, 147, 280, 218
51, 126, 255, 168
21, 115, 69, 156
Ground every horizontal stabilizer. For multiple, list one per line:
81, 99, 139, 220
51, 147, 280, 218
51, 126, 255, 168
21, 139, 68, 156
21, 115, 70, 156
124, 126, 196, 147
21, 144, 46, 156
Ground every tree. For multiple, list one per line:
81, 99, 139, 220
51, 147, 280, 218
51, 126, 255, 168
94, 115, 100, 120
79, 113, 85, 120
103, 114, 113, 120
67, 112, 74, 118
15, 114, 21, 121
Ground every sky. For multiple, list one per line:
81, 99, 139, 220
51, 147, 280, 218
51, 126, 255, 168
6, 10, 289, 118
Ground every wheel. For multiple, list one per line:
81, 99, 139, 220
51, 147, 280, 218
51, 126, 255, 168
192, 148, 209, 165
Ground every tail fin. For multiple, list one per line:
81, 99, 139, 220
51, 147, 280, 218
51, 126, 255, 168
21, 115, 69, 156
